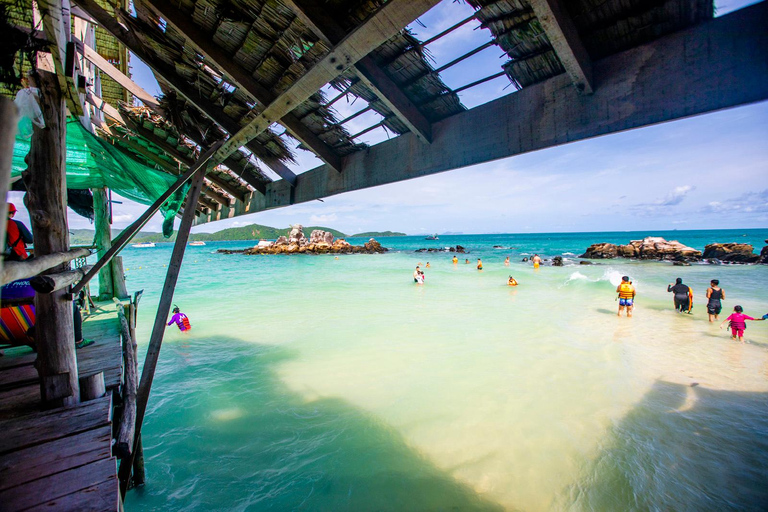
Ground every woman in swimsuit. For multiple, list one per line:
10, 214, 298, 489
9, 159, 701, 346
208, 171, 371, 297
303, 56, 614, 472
706, 279, 725, 322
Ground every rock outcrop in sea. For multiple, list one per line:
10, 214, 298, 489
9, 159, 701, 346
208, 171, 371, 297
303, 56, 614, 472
580, 237, 702, 261
415, 245, 466, 253
581, 237, 768, 264
702, 243, 760, 263
217, 225, 387, 255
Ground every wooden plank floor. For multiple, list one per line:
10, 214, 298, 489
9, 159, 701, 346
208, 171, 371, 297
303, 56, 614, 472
0, 301, 123, 511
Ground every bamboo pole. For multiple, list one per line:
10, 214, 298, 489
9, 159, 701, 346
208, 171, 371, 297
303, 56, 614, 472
70, 140, 223, 297
1, 248, 91, 285
29, 264, 93, 293
93, 188, 115, 299
26, 70, 79, 408
0, 99, 19, 281
118, 162, 209, 498
114, 298, 137, 459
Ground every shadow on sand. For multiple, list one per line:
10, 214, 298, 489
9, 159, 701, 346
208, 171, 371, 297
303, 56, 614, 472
565, 380, 768, 511
125, 336, 505, 512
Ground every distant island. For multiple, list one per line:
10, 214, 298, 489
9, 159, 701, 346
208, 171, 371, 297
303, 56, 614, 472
350, 231, 406, 237
69, 224, 404, 245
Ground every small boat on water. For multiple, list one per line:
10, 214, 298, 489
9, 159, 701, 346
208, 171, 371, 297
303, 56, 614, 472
131, 242, 155, 248
189, 241, 206, 246
425, 234, 439, 240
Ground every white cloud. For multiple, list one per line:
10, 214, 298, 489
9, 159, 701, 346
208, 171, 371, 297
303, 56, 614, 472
309, 213, 338, 223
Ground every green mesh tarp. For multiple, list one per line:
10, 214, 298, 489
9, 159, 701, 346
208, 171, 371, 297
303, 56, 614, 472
12, 118, 188, 237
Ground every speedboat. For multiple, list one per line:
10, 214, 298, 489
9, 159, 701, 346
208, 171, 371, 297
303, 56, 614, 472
131, 242, 155, 248
189, 241, 206, 246
425, 234, 439, 240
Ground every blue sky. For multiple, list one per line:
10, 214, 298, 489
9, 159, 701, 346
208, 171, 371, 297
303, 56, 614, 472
9, 0, 766, 235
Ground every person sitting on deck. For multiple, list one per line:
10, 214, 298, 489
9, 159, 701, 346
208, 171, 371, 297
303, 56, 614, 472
167, 306, 191, 331
6, 203, 33, 261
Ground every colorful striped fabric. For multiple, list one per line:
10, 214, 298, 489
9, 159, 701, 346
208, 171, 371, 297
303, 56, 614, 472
0, 303, 36, 345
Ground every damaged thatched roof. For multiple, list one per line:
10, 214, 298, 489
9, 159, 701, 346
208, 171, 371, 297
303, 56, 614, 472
466, 0, 713, 88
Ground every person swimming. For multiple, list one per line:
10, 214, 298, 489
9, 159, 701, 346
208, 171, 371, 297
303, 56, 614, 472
167, 306, 191, 331
426, 262, 431, 268
507, 276, 518, 286
465, 259, 470, 264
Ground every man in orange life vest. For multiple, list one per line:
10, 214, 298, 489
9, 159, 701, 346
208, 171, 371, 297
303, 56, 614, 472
6, 203, 33, 261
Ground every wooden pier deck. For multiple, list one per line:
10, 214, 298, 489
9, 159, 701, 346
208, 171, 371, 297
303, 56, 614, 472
0, 302, 123, 511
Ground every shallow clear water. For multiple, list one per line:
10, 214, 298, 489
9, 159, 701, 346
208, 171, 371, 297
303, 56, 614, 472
120, 229, 768, 511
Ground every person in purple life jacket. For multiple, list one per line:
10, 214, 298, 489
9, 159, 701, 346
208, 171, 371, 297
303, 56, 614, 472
167, 306, 191, 332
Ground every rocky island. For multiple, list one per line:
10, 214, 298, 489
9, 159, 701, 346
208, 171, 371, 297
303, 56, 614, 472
217, 225, 387, 255
581, 237, 768, 264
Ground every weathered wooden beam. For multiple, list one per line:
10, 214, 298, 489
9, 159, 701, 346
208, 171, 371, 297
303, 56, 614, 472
25, 70, 80, 407
38, 0, 86, 117
0, 99, 18, 281
76, 39, 160, 109
211, 0, 442, 166
529, 0, 593, 94
285, 0, 433, 143
2, 248, 91, 285
72, 0, 287, 186
141, 0, 343, 172
197, 195, 218, 211
114, 299, 136, 459
118, 158, 208, 498
194, 3, 768, 226
29, 264, 93, 293
86, 92, 125, 124
79, 371, 105, 400
205, 173, 247, 203
70, 140, 223, 296
202, 184, 232, 206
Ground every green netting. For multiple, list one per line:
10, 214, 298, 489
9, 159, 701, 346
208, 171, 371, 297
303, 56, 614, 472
12, 118, 188, 237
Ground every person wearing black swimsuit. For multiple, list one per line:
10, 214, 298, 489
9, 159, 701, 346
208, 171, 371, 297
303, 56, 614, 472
668, 278, 692, 313
706, 279, 725, 322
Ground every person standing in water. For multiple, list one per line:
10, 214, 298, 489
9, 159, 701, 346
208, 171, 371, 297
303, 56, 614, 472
532, 254, 542, 269
616, 276, 636, 317
668, 278, 693, 313
452, 256, 458, 264
413, 265, 424, 284
720, 305, 762, 342
504, 256, 510, 266
167, 306, 191, 331
706, 279, 725, 322
477, 258, 483, 270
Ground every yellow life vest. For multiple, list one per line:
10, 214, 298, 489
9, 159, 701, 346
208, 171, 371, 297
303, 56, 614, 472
618, 282, 634, 299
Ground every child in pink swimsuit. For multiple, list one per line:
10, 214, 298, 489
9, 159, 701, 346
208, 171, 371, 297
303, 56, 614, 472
720, 305, 761, 342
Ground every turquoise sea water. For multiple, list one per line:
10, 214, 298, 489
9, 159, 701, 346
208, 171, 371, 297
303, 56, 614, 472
120, 229, 768, 511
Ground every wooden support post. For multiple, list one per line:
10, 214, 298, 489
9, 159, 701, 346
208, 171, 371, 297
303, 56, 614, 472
29, 264, 93, 293
93, 188, 115, 299
1, 248, 91, 285
80, 371, 106, 400
114, 299, 136, 459
112, 256, 129, 299
25, 70, 79, 408
0, 99, 19, 281
118, 162, 208, 498
131, 434, 146, 488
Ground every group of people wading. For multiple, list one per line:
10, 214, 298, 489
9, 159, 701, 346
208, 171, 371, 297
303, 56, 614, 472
617, 275, 765, 343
